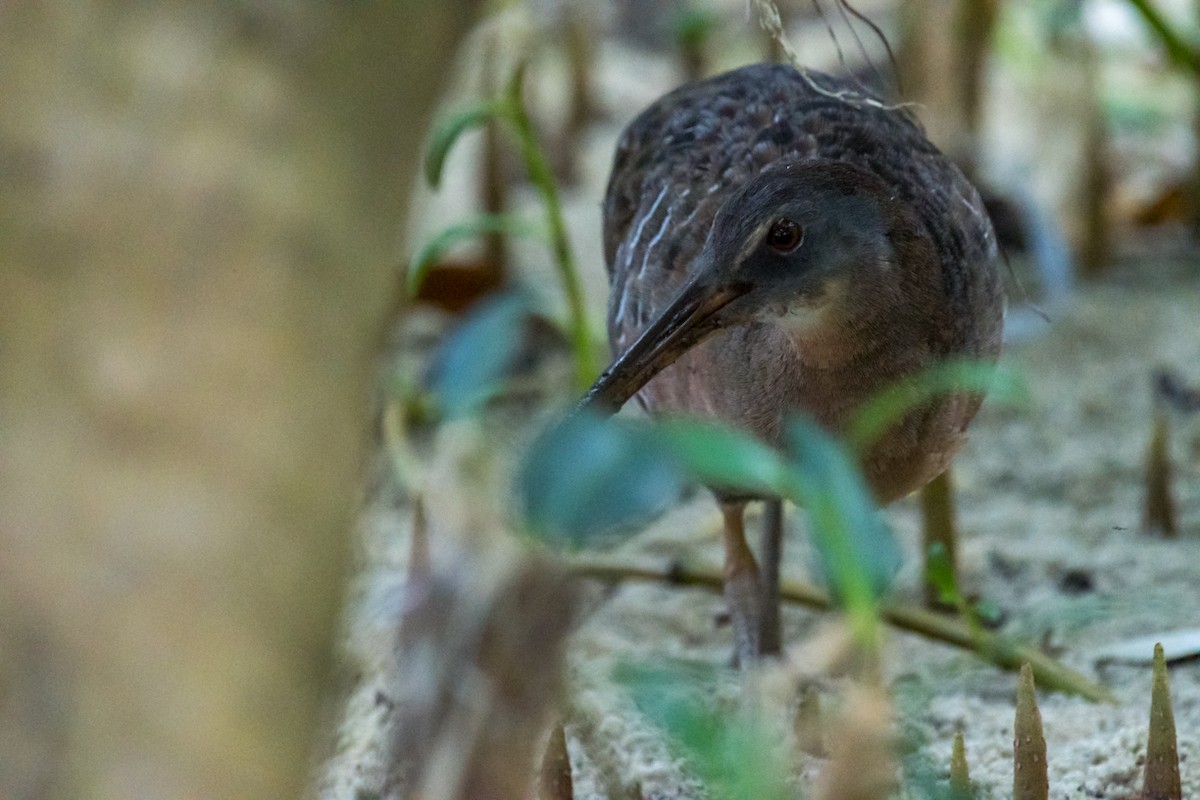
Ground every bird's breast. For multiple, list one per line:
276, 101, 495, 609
635, 319, 981, 504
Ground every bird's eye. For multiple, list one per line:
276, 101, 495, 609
766, 218, 803, 253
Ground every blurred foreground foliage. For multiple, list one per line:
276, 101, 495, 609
614, 660, 791, 800
402, 287, 1041, 642
393, 263, 1126, 790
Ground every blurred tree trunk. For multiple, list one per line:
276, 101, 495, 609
1193, 90, 1200, 236
898, 0, 999, 176
1077, 34, 1111, 276
0, 2, 478, 798
1036, 10, 1110, 276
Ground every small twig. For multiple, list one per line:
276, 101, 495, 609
567, 557, 1114, 702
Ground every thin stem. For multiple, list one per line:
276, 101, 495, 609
1125, 0, 1200, 78
567, 556, 1115, 703
501, 73, 597, 390
921, 470, 958, 608
382, 398, 425, 493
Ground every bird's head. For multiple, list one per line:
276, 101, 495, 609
582, 160, 910, 415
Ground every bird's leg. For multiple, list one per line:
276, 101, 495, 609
721, 500, 763, 666
758, 498, 784, 656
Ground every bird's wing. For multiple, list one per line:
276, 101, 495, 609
601, 64, 1000, 356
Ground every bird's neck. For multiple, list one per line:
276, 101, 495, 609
775, 278, 917, 368
769, 276, 943, 430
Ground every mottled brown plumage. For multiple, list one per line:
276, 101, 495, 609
582, 63, 1004, 663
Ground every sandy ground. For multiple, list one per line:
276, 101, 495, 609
320, 24, 1200, 800
556, 262, 1200, 799
322, 260, 1200, 800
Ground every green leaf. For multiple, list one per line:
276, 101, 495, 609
640, 413, 900, 632
425, 292, 527, 419
614, 661, 789, 800
407, 213, 542, 295
518, 413, 685, 547
784, 417, 900, 624
847, 359, 1027, 453
423, 100, 505, 188
654, 418, 789, 497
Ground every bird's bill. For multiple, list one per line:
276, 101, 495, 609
578, 276, 749, 417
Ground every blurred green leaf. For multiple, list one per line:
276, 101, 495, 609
519, 413, 685, 546
502, 60, 528, 110
655, 418, 788, 497
425, 292, 527, 419
1125, 0, 1200, 80
523, 405, 900, 646
785, 417, 900, 632
847, 360, 1027, 453
673, 6, 718, 49
614, 661, 789, 800
893, 680, 960, 800
407, 213, 542, 295
605, 412, 899, 629
423, 99, 505, 188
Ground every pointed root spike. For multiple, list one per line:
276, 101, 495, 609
1143, 642, 1182, 800
1014, 663, 1048, 800
1142, 412, 1179, 538
538, 721, 573, 800
950, 729, 971, 798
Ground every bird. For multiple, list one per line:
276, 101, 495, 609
579, 63, 1004, 666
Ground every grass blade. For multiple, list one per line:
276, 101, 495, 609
424, 100, 503, 188
407, 213, 541, 296
848, 360, 1027, 452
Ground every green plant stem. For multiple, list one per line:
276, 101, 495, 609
567, 556, 1115, 703
407, 213, 541, 295
921, 470, 958, 608
1125, 0, 1200, 78
382, 399, 426, 492
804, 500, 882, 651
502, 80, 597, 390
